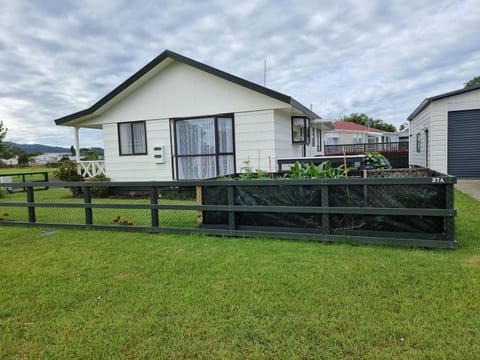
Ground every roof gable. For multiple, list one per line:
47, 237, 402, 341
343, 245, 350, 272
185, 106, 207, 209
55, 50, 319, 125
408, 84, 480, 120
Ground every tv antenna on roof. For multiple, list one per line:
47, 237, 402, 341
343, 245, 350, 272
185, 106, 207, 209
263, 59, 267, 86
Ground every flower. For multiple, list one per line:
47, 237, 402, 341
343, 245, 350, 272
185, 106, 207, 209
3, 213, 8, 217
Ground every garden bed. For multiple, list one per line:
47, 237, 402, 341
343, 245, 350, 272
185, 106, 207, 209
199, 169, 457, 248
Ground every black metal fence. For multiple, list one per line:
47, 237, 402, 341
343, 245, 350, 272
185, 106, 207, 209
0, 172, 456, 248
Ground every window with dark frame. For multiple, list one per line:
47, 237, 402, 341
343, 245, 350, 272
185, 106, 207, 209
291, 116, 309, 143
118, 121, 147, 155
173, 114, 235, 180
416, 133, 421, 152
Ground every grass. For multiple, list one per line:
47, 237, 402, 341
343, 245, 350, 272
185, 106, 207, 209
0, 166, 56, 182
0, 190, 479, 358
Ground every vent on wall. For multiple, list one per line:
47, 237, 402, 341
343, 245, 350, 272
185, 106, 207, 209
153, 146, 165, 163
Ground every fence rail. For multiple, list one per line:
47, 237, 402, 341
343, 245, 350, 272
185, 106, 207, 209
0, 175, 457, 248
0, 171, 49, 192
325, 141, 408, 155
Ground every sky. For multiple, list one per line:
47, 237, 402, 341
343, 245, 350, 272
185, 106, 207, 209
0, 0, 479, 148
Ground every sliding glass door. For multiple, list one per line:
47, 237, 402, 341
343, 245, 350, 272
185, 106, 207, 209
174, 114, 235, 179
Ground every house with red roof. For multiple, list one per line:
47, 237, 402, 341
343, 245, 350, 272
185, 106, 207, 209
306, 121, 399, 156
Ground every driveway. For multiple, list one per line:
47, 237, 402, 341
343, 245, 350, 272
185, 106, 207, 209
455, 179, 480, 202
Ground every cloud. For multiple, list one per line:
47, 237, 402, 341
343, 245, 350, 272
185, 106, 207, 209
0, 0, 479, 147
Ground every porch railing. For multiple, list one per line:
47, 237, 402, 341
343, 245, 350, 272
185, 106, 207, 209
324, 141, 408, 155
78, 161, 106, 178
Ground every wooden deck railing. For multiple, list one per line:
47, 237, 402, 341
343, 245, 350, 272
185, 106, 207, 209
324, 141, 408, 155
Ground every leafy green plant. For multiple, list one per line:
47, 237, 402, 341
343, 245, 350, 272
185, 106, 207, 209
238, 160, 271, 180
287, 161, 351, 179
363, 152, 391, 169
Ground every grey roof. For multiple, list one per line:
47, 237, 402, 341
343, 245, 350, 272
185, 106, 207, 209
408, 83, 480, 120
55, 49, 320, 125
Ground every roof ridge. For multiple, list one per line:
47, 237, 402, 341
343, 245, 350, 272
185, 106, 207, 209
55, 50, 320, 125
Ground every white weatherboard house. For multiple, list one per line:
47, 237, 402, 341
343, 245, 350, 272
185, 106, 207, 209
55, 50, 321, 181
408, 84, 480, 178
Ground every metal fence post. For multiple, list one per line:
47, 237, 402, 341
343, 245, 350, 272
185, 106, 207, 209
150, 186, 159, 228
26, 186, 36, 223
84, 186, 93, 225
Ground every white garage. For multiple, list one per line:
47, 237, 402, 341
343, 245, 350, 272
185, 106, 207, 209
408, 84, 480, 178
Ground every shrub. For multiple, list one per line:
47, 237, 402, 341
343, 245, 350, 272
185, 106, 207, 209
363, 152, 391, 169
54, 159, 84, 197
85, 174, 111, 198
54, 159, 83, 182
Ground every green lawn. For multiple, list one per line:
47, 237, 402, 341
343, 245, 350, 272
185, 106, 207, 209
0, 190, 479, 359
0, 167, 56, 180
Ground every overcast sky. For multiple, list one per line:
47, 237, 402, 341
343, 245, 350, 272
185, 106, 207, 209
0, 0, 479, 148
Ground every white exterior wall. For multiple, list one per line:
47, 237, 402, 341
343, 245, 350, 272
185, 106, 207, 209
409, 105, 431, 169
410, 89, 480, 174
103, 121, 172, 181
234, 110, 276, 172
82, 61, 289, 127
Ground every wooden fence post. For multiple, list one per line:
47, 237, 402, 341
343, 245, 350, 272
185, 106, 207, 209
227, 183, 235, 231
445, 183, 455, 243
84, 186, 93, 225
321, 185, 329, 234
26, 186, 36, 223
150, 187, 159, 228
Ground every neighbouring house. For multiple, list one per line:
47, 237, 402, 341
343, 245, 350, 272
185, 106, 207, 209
1, 157, 19, 166
315, 121, 409, 168
54, 50, 321, 180
320, 121, 402, 154
408, 84, 480, 177
32, 153, 72, 165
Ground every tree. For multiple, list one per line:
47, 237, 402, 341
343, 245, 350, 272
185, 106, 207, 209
0, 121, 7, 154
18, 152, 30, 166
341, 113, 397, 132
399, 122, 409, 131
464, 76, 480, 88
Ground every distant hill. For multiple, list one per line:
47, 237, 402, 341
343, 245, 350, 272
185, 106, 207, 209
5, 142, 104, 156
6, 142, 71, 154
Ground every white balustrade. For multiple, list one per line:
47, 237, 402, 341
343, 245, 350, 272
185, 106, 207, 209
77, 161, 106, 178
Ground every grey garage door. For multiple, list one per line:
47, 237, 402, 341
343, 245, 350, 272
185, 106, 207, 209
448, 109, 480, 177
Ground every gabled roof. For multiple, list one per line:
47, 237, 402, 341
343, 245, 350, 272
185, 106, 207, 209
334, 121, 384, 133
408, 83, 480, 121
55, 49, 320, 125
